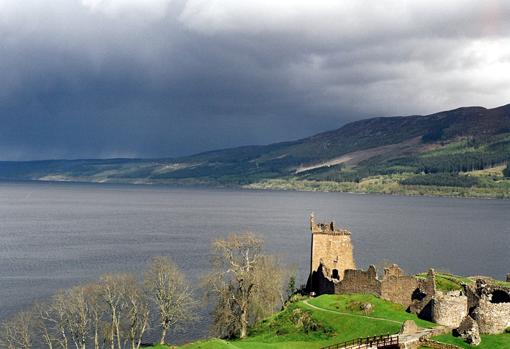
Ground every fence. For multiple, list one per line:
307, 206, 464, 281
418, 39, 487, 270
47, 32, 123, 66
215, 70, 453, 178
321, 334, 399, 349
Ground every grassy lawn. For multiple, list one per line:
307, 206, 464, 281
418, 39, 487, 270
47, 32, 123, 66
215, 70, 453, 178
415, 272, 473, 292
306, 294, 435, 329
151, 294, 436, 349
433, 333, 510, 349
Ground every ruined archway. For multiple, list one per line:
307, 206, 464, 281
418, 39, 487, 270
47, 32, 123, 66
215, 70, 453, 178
491, 290, 510, 304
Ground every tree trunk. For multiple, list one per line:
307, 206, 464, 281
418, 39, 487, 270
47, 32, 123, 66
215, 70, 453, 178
159, 325, 168, 345
239, 306, 248, 339
115, 318, 122, 349
110, 319, 115, 349
94, 328, 99, 349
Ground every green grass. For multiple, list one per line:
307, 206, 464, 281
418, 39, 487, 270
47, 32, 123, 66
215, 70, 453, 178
245, 176, 510, 199
150, 294, 510, 349
415, 272, 473, 292
433, 333, 510, 349
307, 294, 435, 329
493, 280, 510, 288
150, 294, 436, 349
419, 140, 473, 158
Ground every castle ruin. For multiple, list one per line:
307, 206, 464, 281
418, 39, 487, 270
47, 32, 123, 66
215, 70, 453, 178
306, 214, 510, 344
309, 213, 355, 281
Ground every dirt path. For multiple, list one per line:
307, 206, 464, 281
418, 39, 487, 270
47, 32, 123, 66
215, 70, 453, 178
302, 300, 403, 325
302, 300, 447, 349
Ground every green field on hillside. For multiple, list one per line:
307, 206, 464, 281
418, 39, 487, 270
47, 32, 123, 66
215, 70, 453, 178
245, 174, 510, 199
151, 294, 435, 349
149, 293, 510, 349
432, 333, 510, 349
415, 272, 473, 292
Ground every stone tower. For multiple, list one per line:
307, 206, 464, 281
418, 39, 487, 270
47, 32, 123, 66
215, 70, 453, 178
309, 213, 355, 280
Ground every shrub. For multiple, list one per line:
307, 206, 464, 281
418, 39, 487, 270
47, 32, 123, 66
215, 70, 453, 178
401, 173, 479, 187
289, 309, 332, 334
503, 165, 510, 178
347, 301, 374, 315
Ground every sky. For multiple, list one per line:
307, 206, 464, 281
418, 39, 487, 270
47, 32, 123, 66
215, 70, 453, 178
1, 0, 510, 160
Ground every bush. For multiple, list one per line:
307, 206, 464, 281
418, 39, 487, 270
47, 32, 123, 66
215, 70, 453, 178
503, 165, 510, 178
289, 309, 332, 334
401, 173, 480, 187
347, 301, 374, 315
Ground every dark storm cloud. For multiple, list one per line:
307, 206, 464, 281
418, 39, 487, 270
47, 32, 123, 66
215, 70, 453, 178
0, 0, 509, 160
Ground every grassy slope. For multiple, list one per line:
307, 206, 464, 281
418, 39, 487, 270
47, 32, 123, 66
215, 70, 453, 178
433, 333, 510, 349
415, 273, 474, 292
154, 294, 436, 349
153, 292, 510, 349
246, 132, 510, 198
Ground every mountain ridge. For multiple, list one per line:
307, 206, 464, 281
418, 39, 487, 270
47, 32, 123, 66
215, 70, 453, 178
1, 103, 509, 198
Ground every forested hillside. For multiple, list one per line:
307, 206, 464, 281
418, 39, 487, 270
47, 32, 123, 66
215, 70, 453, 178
1, 104, 509, 198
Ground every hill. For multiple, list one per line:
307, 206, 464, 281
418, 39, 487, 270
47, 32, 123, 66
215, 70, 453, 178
148, 294, 509, 349
1, 104, 509, 198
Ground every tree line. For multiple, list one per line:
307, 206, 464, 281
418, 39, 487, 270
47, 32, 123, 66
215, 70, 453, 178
1, 234, 290, 349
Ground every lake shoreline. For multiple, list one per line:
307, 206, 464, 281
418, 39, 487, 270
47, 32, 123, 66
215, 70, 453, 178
1, 177, 508, 200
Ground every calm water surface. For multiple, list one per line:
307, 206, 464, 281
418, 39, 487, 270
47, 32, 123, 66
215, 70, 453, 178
0, 181, 509, 341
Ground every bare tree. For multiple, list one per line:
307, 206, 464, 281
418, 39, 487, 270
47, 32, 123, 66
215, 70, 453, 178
144, 257, 196, 345
82, 283, 107, 349
34, 285, 104, 349
124, 277, 150, 349
250, 255, 287, 319
33, 302, 56, 349
0, 311, 33, 349
51, 292, 71, 349
99, 274, 132, 349
205, 233, 285, 339
65, 287, 90, 349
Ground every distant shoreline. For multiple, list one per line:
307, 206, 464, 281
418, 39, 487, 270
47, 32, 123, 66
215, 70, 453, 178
0, 177, 508, 200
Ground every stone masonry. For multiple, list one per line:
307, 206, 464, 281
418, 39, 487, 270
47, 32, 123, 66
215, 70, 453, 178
429, 291, 468, 328
464, 280, 510, 334
306, 214, 510, 338
472, 299, 510, 334
309, 213, 355, 281
380, 265, 422, 308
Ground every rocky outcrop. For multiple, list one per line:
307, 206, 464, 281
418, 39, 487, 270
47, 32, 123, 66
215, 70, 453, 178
400, 320, 419, 335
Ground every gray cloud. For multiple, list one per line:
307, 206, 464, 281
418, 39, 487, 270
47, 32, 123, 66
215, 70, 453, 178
0, 0, 509, 160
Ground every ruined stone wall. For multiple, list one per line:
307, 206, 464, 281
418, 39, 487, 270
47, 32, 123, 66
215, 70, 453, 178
310, 216, 355, 281
411, 269, 438, 316
419, 269, 437, 298
418, 339, 463, 349
380, 265, 421, 308
333, 264, 438, 311
381, 275, 420, 308
463, 281, 510, 334
463, 283, 480, 311
333, 264, 439, 310
336, 265, 381, 295
472, 299, 510, 334
430, 292, 468, 328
